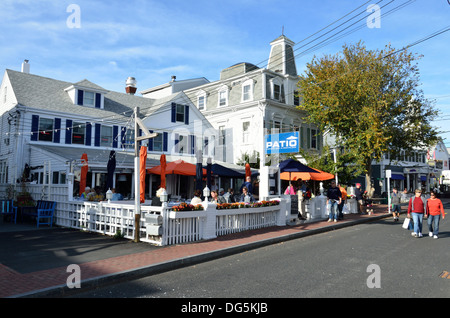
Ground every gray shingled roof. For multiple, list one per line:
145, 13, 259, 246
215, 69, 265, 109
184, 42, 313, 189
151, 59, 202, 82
6, 69, 157, 121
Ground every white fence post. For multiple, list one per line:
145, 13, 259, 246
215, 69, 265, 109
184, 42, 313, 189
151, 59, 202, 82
202, 202, 218, 240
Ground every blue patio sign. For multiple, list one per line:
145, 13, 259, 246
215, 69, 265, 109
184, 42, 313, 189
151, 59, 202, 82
265, 131, 299, 154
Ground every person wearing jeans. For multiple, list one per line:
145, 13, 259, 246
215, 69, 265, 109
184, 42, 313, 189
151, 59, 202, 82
426, 190, 445, 239
327, 181, 342, 223
407, 189, 426, 237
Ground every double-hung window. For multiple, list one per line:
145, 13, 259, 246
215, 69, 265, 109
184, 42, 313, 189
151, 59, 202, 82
101, 126, 113, 147
83, 91, 95, 107
38, 118, 54, 142
72, 122, 85, 145
218, 85, 229, 107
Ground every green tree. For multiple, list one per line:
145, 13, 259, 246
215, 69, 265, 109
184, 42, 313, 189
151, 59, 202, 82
298, 41, 439, 191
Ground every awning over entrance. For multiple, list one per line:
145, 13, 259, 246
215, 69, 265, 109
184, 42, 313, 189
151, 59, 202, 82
391, 174, 405, 180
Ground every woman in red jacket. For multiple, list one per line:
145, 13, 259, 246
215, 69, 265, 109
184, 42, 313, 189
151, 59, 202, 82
407, 189, 426, 238
426, 191, 445, 239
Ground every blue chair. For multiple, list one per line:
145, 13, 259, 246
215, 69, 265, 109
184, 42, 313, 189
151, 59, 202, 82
0, 199, 17, 224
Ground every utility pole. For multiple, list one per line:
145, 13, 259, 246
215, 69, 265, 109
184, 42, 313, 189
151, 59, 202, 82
133, 107, 157, 243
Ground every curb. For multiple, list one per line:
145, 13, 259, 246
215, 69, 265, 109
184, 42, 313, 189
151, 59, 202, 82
15, 211, 393, 298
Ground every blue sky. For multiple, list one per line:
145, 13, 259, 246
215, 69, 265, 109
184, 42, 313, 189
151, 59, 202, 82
1, 0, 449, 144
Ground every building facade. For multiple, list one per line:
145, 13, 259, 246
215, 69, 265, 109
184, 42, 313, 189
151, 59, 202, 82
0, 61, 217, 199
142, 35, 323, 167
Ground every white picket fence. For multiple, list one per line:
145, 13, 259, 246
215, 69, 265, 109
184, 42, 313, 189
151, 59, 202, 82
53, 200, 286, 246
0, 183, 288, 246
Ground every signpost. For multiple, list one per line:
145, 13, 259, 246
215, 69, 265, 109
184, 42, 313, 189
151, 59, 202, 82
386, 169, 391, 214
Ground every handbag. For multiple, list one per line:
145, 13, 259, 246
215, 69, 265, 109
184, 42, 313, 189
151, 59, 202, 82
402, 217, 410, 229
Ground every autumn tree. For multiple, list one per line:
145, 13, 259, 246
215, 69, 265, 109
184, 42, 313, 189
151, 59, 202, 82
297, 41, 439, 191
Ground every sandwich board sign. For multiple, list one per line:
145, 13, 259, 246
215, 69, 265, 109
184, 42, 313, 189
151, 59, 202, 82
265, 131, 299, 154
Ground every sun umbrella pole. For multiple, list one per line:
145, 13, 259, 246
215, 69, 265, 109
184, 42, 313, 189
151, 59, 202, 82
134, 108, 141, 243
133, 107, 158, 243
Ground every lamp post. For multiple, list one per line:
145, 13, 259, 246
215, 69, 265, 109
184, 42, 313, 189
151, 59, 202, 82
106, 188, 112, 203
203, 186, 210, 203
160, 188, 168, 205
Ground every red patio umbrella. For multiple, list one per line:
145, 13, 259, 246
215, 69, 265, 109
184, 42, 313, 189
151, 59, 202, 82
245, 163, 251, 178
280, 168, 334, 181
80, 153, 88, 195
160, 154, 167, 189
148, 159, 206, 176
139, 146, 147, 203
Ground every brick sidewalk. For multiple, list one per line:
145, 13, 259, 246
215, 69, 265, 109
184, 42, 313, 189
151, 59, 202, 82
1, 204, 392, 298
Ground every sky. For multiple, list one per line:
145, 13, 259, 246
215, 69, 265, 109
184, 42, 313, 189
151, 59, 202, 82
1, 0, 449, 144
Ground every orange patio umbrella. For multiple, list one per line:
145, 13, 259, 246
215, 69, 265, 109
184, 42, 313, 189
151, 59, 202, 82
160, 154, 167, 189
280, 168, 334, 181
245, 163, 251, 178
148, 159, 206, 176
80, 153, 88, 195
139, 146, 147, 203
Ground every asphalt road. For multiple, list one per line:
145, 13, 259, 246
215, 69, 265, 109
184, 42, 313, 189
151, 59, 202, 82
71, 215, 450, 299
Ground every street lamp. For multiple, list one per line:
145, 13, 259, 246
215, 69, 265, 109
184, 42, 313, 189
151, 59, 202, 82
159, 188, 168, 204
203, 186, 210, 203
106, 188, 113, 203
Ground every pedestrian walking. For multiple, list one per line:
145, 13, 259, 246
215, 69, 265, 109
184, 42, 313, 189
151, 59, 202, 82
338, 184, 347, 220
426, 190, 445, 239
327, 181, 342, 223
407, 189, 426, 238
391, 187, 401, 221
355, 183, 365, 214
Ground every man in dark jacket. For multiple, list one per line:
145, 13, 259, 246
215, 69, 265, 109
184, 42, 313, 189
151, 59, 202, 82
327, 181, 342, 222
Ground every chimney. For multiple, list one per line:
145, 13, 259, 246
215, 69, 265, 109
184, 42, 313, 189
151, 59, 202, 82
21, 60, 30, 74
125, 77, 137, 95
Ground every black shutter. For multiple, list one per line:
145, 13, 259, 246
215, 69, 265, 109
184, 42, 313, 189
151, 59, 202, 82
95, 93, 101, 108
53, 118, 61, 143
85, 122, 92, 146
65, 119, 73, 144
113, 125, 118, 148
163, 132, 168, 152
77, 90, 84, 105
148, 130, 153, 151
184, 105, 189, 125
31, 115, 39, 141
94, 123, 101, 147
171, 103, 176, 123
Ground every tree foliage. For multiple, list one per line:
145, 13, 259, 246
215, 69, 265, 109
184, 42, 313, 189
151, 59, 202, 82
297, 41, 439, 187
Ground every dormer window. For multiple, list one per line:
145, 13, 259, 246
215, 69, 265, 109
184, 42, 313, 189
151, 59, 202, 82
197, 90, 207, 110
64, 82, 106, 109
218, 85, 229, 107
77, 89, 102, 108
269, 78, 284, 102
241, 78, 254, 102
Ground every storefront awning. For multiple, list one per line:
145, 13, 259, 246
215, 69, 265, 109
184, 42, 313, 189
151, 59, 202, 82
391, 174, 405, 180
